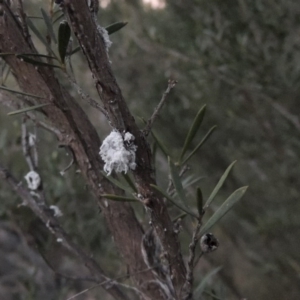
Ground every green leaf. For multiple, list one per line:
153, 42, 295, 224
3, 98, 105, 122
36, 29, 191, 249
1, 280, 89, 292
182, 175, 205, 189
58, 21, 71, 64
2, 64, 11, 85
7, 103, 51, 116
168, 156, 188, 207
151, 141, 157, 165
121, 173, 137, 193
199, 186, 248, 236
150, 184, 198, 219
101, 194, 138, 202
179, 105, 206, 163
101, 171, 133, 194
0, 85, 45, 99
68, 46, 81, 56
151, 131, 170, 157
0, 53, 15, 57
172, 212, 187, 222
105, 22, 128, 35
182, 125, 217, 165
204, 161, 237, 209
196, 187, 203, 216
194, 266, 223, 299
26, 17, 57, 57
41, 8, 57, 44
18, 53, 58, 60
27, 16, 44, 20
17, 55, 62, 69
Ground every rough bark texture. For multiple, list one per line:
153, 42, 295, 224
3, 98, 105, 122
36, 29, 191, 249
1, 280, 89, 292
0, 0, 186, 298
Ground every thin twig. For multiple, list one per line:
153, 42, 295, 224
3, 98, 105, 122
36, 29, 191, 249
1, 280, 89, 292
38, 249, 99, 283
182, 221, 202, 300
144, 79, 177, 136
66, 266, 156, 300
33, 119, 63, 138
264, 96, 300, 132
64, 72, 109, 119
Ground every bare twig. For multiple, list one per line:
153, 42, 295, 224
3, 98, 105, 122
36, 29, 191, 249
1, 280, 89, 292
182, 204, 206, 300
64, 72, 109, 119
182, 221, 202, 300
37, 250, 99, 283
0, 164, 128, 300
144, 79, 177, 136
66, 266, 157, 300
33, 118, 63, 138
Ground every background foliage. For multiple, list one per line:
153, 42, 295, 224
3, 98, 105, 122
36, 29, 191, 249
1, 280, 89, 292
0, 0, 299, 299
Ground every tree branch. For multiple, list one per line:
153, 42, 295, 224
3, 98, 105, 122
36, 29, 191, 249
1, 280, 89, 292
144, 79, 177, 136
0, 164, 128, 300
64, 1, 187, 294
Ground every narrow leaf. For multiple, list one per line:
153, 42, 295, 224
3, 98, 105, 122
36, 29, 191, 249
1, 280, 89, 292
101, 171, 133, 194
101, 194, 138, 202
52, 9, 62, 18
168, 156, 188, 207
0, 85, 45, 99
26, 17, 56, 57
199, 186, 248, 236
182, 125, 217, 165
151, 131, 170, 157
179, 105, 206, 162
2, 66, 11, 85
196, 187, 203, 217
151, 141, 157, 164
150, 184, 198, 219
68, 46, 81, 56
18, 53, 58, 60
194, 266, 223, 299
0, 53, 15, 57
17, 55, 62, 69
106, 21, 128, 35
58, 21, 71, 64
121, 173, 137, 193
204, 161, 237, 209
7, 103, 51, 116
53, 14, 64, 25
41, 8, 57, 44
172, 212, 187, 222
182, 175, 205, 189
27, 16, 44, 19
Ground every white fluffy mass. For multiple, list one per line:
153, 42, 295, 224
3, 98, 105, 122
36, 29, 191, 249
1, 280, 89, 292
99, 131, 137, 175
24, 171, 41, 190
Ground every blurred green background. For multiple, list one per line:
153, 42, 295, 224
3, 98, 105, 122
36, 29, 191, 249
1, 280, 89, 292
0, 0, 299, 299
